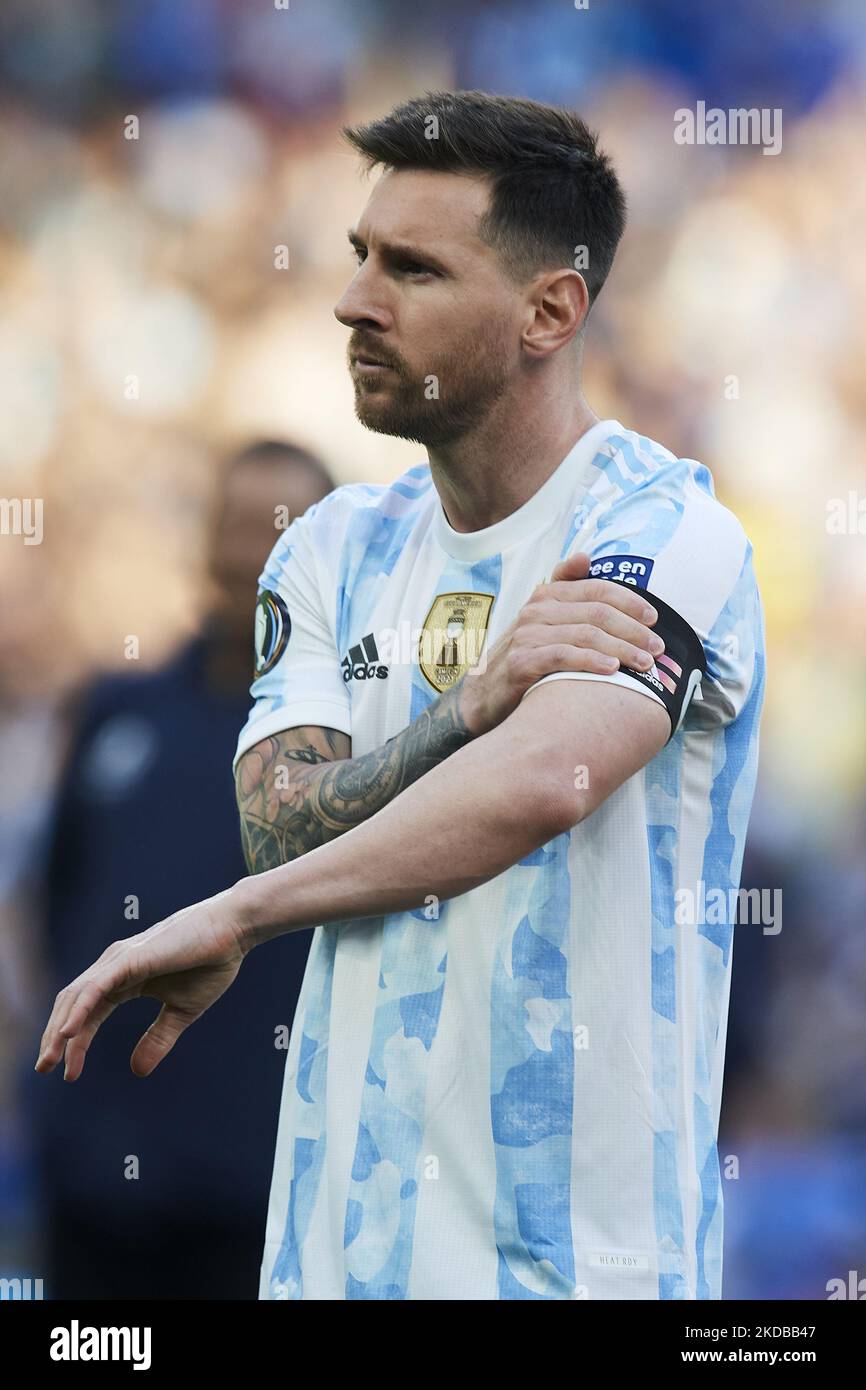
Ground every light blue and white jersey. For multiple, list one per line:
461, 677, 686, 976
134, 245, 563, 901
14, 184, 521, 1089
234, 417, 765, 1301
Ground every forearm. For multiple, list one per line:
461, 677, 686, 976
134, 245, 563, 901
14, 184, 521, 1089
236, 677, 483, 873
234, 714, 567, 948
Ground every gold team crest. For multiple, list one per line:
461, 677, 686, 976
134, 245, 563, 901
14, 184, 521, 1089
419, 591, 495, 692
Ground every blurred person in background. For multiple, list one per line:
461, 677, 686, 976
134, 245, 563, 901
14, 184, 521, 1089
20, 440, 335, 1299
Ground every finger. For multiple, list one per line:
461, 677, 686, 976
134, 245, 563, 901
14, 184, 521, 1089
548, 551, 590, 583
535, 623, 658, 671
528, 600, 664, 655
528, 644, 633, 678
36, 990, 72, 1072
37, 969, 130, 1072
130, 1004, 200, 1078
544, 578, 658, 624
59, 978, 115, 1039
61, 998, 120, 1082
36, 982, 98, 1073
566, 606, 664, 654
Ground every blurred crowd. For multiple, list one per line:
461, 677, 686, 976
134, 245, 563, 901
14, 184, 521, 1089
1, 0, 865, 1299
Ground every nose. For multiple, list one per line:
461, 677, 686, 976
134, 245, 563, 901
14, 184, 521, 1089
334, 269, 392, 332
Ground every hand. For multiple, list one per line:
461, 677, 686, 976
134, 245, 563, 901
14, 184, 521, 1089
457, 550, 664, 736
34, 886, 249, 1081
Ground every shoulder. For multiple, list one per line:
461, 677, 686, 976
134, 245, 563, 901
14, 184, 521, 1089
582, 427, 764, 728
588, 425, 757, 610
311, 464, 434, 524
271, 464, 434, 558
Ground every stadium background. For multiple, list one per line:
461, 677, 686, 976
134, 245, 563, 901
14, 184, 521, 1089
1, 0, 865, 1299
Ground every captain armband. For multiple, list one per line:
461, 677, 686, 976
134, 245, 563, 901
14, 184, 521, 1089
609, 582, 707, 740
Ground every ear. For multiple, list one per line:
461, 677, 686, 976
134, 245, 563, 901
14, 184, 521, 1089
522, 268, 589, 360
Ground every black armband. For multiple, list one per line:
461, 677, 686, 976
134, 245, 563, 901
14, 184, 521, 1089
610, 582, 707, 740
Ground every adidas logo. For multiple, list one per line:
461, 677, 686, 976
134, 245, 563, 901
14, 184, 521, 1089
342, 633, 389, 682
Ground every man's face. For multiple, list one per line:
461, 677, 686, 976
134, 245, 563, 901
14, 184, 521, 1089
335, 170, 522, 448
209, 463, 327, 641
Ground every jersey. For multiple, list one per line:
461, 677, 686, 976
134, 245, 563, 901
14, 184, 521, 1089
233, 417, 765, 1301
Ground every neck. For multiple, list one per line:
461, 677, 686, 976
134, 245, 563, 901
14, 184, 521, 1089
428, 381, 599, 534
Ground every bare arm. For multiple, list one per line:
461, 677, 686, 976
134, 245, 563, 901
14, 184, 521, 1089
234, 679, 478, 874
240, 679, 670, 945
36, 679, 669, 1079
235, 557, 665, 874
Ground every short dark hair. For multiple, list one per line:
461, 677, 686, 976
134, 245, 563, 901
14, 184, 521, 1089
342, 89, 626, 308
228, 439, 334, 495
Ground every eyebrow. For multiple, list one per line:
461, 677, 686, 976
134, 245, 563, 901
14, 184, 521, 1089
346, 228, 452, 276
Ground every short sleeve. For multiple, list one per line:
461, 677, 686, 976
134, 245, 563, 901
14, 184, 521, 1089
233, 510, 351, 770
521, 464, 763, 736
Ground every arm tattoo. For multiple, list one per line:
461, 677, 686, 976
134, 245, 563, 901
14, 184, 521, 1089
235, 681, 475, 873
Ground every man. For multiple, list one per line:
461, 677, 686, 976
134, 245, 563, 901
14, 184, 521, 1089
36, 91, 765, 1301
27, 441, 335, 1298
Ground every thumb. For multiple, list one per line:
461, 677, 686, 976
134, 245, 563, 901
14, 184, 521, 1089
131, 1003, 198, 1077
548, 550, 590, 584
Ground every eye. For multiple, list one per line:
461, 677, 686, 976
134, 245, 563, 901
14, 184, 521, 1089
350, 245, 366, 265
396, 260, 435, 278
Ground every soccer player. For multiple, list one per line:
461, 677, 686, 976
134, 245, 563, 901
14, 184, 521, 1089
36, 91, 765, 1301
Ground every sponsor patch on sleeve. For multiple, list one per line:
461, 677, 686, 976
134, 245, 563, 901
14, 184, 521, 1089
589, 554, 655, 588
254, 589, 291, 676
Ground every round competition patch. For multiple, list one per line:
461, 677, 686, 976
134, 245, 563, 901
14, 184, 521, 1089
254, 590, 291, 676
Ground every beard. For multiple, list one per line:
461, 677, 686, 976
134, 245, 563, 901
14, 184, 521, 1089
347, 325, 512, 448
